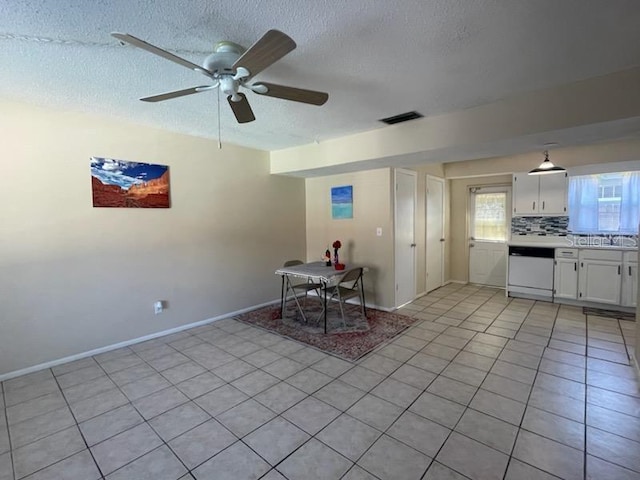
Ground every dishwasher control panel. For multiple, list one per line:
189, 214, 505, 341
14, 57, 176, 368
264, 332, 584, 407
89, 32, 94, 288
508, 246, 555, 258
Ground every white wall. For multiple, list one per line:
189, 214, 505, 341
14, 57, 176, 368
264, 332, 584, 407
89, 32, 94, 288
0, 99, 306, 376
305, 169, 394, 308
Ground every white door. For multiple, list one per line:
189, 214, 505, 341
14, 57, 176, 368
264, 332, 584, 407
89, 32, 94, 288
426, 175, 445, 292
395, 169, 417, 307
469, 187, 510, 287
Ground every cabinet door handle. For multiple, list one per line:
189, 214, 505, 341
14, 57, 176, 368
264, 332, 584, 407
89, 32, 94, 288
542, 201, 545, 210
630, 266, 632, 276
533, 201, 536, 210
574, 262, 577, 271
618, 265, 621, 275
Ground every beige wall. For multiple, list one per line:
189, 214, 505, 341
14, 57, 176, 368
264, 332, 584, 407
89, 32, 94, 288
445, 138, 640, 178
271, 67, 640, 176
305, 169, 394, 308
305, 164, 449, 307
449, 175, 513, 283
0, 99, 306, 376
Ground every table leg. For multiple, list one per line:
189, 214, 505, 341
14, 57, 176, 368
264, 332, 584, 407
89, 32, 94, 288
361, 278, 367, 318
324, 280, 327, 334
280, 274, 286, 318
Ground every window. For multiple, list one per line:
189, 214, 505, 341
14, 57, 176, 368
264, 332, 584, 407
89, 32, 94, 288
472, 192, 507, 241
568, 171, 640, 233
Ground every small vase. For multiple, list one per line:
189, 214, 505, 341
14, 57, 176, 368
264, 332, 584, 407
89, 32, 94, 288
334, 251, 339, 266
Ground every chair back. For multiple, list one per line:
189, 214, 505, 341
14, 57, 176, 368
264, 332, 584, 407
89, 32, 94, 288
283, 259, 304, 267
339, 267, 363, 287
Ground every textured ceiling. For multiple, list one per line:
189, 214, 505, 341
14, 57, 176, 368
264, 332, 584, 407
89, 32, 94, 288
1, 0, 640, 151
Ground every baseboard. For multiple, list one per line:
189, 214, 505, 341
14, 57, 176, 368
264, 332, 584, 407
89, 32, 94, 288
0, 298, 280, 382
306, 291, 394, 312
445, 280, 467, 285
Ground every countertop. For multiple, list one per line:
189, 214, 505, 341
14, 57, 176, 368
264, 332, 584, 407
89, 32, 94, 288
508, 236, 638, 251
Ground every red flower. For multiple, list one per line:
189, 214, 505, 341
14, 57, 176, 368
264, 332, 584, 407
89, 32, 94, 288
332, 240, 342, 249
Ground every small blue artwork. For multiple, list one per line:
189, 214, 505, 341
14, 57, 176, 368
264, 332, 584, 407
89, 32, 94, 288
331, 185, 353, 219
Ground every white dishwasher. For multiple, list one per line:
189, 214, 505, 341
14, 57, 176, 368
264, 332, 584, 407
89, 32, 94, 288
508, 246, 555, 300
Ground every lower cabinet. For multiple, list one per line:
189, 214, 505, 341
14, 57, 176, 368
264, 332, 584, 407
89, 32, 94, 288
577, 249, 622, 305
554, 249, 578, 300
621, 252, 638, 307
547, 247, 636, 307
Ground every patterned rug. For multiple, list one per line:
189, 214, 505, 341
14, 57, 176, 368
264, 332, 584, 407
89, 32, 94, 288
235, 300, 418, 361
583, 307, 635, 322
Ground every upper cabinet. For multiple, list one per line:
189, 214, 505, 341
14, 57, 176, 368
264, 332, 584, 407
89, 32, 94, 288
512, 172, 567, 216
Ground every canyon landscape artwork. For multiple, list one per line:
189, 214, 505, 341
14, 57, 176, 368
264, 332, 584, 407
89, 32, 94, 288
91, 157, 170, 208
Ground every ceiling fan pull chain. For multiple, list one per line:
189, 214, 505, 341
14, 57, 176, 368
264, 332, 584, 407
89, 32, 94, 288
217, 87, 222, 149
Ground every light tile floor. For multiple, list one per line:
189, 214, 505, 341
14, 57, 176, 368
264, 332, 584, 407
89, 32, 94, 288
1, 283, 640, 479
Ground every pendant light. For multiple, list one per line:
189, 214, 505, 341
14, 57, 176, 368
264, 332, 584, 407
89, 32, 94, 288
528, 150, 566, 175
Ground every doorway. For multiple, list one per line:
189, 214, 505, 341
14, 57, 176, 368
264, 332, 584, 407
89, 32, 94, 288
426, 175, 445, 292
395, 169, 417, 307
468, 186, 510, 287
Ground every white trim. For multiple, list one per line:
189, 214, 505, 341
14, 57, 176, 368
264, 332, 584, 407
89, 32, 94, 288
568, 160, 640, 177
446, 280, 467, 285
0, 299, 280, 382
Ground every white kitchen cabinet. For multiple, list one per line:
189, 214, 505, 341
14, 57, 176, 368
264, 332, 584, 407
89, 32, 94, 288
539, 174, 568, 215
621, 251, 638, 307
513, 174, 539, 215
554, 249, 578, 300
578, 249, 622, 305
512, 172, 567, 216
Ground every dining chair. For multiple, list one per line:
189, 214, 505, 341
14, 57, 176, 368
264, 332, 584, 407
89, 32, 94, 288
323, 267, 366, 327
283, 260, 322, 323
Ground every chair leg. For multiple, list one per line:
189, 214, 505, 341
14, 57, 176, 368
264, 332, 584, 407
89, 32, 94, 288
337, 292, 346, 328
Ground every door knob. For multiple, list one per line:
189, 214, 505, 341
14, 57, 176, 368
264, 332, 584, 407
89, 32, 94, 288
440, 238, 445, 242
470, 244, 475, 248
410, 243, 417, 247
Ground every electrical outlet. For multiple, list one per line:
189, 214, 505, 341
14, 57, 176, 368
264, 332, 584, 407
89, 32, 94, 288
154, 301, 163, 314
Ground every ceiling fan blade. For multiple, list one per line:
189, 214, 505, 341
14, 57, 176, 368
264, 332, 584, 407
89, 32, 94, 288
112, 32, 211, 75
140, 86, 213, 103
232, 30, 296, 79
252, 82, 328, 105
227, 93, 255, 123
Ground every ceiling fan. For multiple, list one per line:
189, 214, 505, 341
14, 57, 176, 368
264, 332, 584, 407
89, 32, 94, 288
111, 30, 328, 123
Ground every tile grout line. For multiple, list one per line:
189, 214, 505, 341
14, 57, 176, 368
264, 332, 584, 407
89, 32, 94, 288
2, 380, 18, 480
340, 287, 514, 479
5, 285, 638, 480
583, 314, 590, 480
501, 298, 563, 480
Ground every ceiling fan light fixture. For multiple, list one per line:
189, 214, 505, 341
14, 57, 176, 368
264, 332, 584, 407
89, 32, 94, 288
528, 150, 566, 175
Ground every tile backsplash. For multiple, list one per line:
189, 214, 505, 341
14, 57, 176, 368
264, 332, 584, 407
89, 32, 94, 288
511, 216, 638, 245
511, 216, 569, 236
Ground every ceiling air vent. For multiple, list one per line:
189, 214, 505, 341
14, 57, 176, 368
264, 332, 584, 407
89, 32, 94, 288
379, 111, 423, 125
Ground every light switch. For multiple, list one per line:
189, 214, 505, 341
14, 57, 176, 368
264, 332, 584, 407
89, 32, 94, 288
376, 227, 383, 236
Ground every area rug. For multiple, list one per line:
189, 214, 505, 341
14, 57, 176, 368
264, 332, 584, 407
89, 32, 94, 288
235, 301, 418, 361
583, 307, 635, 322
